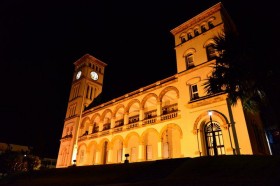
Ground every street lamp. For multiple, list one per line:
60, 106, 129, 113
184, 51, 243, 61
124, 153, 129, 164
208, 111, 218, 156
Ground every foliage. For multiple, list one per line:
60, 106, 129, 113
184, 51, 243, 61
203, 30, 268, 113
0, 150, 41, 175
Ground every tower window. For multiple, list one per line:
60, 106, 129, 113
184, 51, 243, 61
86, 85, 90, 99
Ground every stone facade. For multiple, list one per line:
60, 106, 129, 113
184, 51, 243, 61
56, 2, 270, 168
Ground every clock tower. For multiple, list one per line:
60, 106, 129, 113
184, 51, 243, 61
57, 54, 107, 167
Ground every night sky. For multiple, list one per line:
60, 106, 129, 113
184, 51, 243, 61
0, 0, 279, 158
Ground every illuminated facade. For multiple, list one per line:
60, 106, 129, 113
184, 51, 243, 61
56, 2, 270, 168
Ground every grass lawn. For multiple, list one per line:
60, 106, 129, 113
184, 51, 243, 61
1, 155, 280, 186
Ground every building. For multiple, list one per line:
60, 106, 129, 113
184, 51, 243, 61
40, 158, 57, 169
56, 2, 270, 168
0, 143, 32, 155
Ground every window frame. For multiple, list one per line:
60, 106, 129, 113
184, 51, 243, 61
185, 53, 195, 69
190, 84, 199, 100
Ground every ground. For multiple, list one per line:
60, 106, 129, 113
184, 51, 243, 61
1, 155, 280, 186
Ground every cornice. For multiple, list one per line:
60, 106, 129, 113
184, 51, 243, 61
170, 2, 222, 35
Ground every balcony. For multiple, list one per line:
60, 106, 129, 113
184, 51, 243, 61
77, 105, 179, 141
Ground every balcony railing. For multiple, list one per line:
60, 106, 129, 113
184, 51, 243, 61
143, 117, 156, 125
161, 112, 178, 121
126, 122, 138, 130
113, 126, 123, 133
89, 133, 98, 139
100, 130, 110, 136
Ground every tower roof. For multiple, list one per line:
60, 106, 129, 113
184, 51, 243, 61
74, 53, 107, 67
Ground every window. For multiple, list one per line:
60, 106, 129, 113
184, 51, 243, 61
190, 84, 199, 100
86, 85, 90, 99
201, 25, 207, 32
187, 32, 193, 40
72, 84, 80, 99
180, 37, 186, 43
185, 53, 194, 69
206, 44, 217, 61
208, 21, 214, 29
204, 122, 225, 156
180, 33, 186, 43
194, 28, 199, 36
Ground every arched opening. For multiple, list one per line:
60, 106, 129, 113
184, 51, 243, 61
204, 121, 225, 156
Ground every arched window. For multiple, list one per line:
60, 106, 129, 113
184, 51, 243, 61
185, 53, 194, 69
187, 32, 193, 40
208, 20, 214, 28
204, 122, 225, 156
194, 28, 199, 36
201, 24, 207, 33
206, 44, 217, 61
180, 33, 187, 43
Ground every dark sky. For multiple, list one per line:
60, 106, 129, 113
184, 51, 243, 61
0, 0, 279, 158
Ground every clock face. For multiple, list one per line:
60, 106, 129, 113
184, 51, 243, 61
90, 71, 98, 80
76, 71, 82, 79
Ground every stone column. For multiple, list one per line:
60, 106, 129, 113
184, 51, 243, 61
157, 141, 162, 159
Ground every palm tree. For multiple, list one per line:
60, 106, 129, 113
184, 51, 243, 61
203, 30, 267, 113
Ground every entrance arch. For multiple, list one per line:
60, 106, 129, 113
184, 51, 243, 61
204, 121, 225, 156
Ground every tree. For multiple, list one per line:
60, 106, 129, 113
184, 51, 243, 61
203, 30, 268, 114
0, 150, 41, 175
